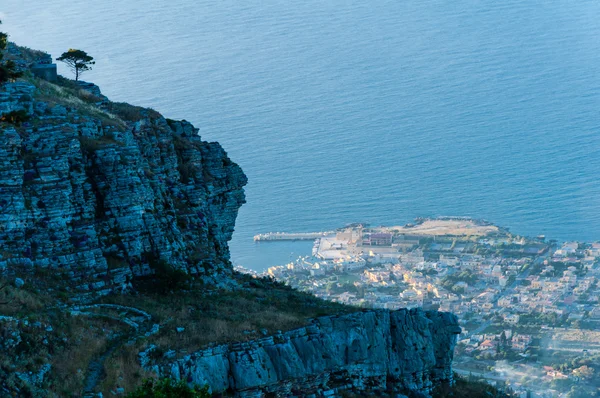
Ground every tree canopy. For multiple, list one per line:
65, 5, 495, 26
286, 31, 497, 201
0, 20, 22, 85
57, 48, 95, 81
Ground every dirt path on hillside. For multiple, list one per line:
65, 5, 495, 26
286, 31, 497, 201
73, 305, 156, 397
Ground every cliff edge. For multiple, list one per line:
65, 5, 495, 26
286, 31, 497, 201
145, 308, 461, 397
0, 45, 247, 298
0, 44, 461, 398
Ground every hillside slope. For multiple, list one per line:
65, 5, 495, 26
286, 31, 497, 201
0, 43, 461, 398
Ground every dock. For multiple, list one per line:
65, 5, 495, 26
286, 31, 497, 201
254, 231, 335, 242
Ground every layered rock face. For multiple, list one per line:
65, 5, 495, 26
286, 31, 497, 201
1, 45, 461, 398
0, 77, 247, 294
147, 309, 461, 397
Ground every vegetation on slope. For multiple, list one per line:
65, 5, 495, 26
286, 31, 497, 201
432, 374, 515, 398
0, 272, 357, 396
98, 274, 357, 393
126, 378, 209, 398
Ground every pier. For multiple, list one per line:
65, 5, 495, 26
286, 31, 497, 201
254, 231, 335, 242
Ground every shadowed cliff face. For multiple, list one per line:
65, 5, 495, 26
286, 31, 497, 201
0, 77, 247, 295
142, 309, 461, 397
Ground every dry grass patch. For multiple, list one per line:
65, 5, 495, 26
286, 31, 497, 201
0, 278, 47, 317
0, 306, 123, 397
0, 277, 132, 397
96, 274, 358, 395
101, 343, 153, 395
47, 315, 121, 397
107, 102, 161, 122
387, 219, 499, 237
30, 77, 127, 130
0, 274, 357, 396
100, 274, 357, 353
7, 44, 48, 64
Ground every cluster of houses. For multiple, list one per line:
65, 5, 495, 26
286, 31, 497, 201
262, 238, 599, 362
240, 230, 600, 397
460, 330, 533, 357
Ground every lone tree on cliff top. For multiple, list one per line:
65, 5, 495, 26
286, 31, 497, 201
57, 49, 95, 81
0, 20, 23, 85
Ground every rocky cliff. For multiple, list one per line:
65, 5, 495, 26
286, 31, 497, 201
143, 308, 461, 397
0, 43, 461, 398
0, 49, 247, 296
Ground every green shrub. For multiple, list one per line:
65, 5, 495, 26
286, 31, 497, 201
178, 162, 196, 184
432, 374, 515, 398
154, 260, 191, 293
1, 109, 30, 125
108, 102, 160, 122
78, 135, 121, 153
126, 378, 209, 398
105, 254, 129, 270
0, 25, 24, 85
137, 252, 192, 294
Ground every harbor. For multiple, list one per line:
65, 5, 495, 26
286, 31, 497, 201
253, 231, 335, 242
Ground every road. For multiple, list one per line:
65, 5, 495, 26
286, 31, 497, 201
454, 367, 508, 382
465, 252, 549, 338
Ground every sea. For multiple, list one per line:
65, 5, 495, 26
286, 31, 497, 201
3, 1, 600, 271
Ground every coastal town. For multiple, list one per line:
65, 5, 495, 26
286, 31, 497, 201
239, 218, 600, 398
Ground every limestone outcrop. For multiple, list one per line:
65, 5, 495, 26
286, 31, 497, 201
1, 44, 462, 398
145, 309, 461, 397
0, 63, 247, 295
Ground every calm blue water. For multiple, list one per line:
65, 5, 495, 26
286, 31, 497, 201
3, 1, 600, 270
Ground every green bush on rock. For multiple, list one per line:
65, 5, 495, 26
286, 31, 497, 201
126, 378, 209, 398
